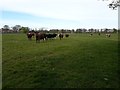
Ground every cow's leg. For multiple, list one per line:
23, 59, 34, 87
36, 40, 38, 43
28, 38, 31, 40
36, 38, 39, 43
44, 38, 46, 41
39, 39, 40, 43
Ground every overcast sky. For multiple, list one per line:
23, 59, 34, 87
0, 0, 118, 29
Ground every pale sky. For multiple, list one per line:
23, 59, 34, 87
0, 0, 118, 29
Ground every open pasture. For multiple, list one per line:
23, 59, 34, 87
2, 33, 119, 88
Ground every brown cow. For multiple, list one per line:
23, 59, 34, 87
27, 32, 34, 40
35, 32, 46, 43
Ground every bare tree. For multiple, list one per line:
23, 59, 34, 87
99, 0, 120, 10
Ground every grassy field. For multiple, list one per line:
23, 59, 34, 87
2, 33, 119, 88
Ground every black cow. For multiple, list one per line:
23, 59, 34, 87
90, 33, 93, 36
65, 34, 69, 38
35, 32, 46, 43
46, 33, 57, 39
59, 33, 64, 40
52, 33, 57, 38
98, 33, 100, 36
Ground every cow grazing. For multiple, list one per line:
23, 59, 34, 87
90, 33, 93, 36
98, 33, 100, 36
106, 34, 111, 37
65, 34, 69, 38
35, 32, 46, 43
46, 33, 57, 40
59, 33, 64, 40
31, 32, 35, 38
27, 32, 34, 40
52, 33, 57, 38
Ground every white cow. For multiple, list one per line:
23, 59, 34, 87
106, 34, 111, 37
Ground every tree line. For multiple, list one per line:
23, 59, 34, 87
1, 25, 119, 34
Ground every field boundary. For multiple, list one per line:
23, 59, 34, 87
0, 34, 2, 90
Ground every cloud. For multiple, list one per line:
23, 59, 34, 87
1, 0, 117, 21
0, 0, 118, 29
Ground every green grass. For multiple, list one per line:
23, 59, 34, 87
2, 33, 119, 88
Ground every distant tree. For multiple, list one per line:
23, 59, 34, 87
113, 28, 118, 33
94, 29, 97, 33
61, 29, 65, 33
3, 25, 10, 30
76, 29, 82, 33
71, 29, 75, 33
49, 29, 59, 33
100, 29, 103, 33
2, 25, 10, 33
88, 29, 91, 33
104, 28, 109, 33
12, 26, 17, 32
16, 25, 21, 31
88, 28, 94, 33
20, 27, 29, 33
66, 30, 71, 33
83, 28, 87, 33
12, 25, 21, 32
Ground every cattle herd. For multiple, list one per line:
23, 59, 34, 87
90, 33, 111, 37
27, 31, 69, 42
27, 31, 112, 43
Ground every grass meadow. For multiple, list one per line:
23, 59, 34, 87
2, 33, 119, 88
